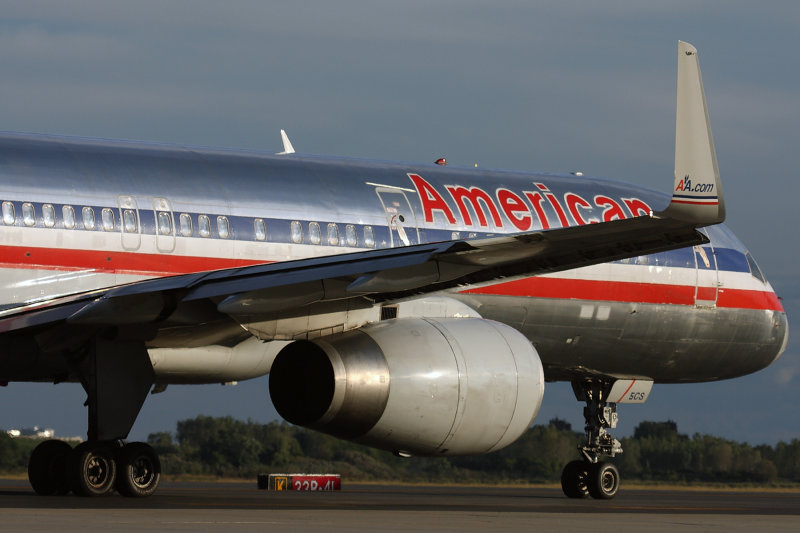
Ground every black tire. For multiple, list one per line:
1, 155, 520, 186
115, 442, 161, 498
587, 461, 619, 499
560, 460, 590, 498
28, 440, 73, 496
68, 441, 117, 497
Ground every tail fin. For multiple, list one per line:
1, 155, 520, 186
659, 41, 725, 225
278, 129, 296, 155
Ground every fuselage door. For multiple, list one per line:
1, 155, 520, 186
152, 197, 176, 253
117, 195, 141, 251
694, 228, 719, 307
374, 187, 420, 247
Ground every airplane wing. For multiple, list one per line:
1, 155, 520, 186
0, 211, 710, 341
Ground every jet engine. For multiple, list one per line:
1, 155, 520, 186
269, 317, 544, 456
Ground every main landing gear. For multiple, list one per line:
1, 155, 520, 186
27, 337, 161, 497
561, 380, 622, 499
28, 440, 161, 497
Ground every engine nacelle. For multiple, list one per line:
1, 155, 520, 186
269, 317, 544, 456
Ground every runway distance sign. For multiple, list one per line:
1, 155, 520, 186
260, 473, 341, 491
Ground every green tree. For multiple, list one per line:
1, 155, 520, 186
147, 432, 179, 455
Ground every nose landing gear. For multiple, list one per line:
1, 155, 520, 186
561, 459, 620, 499
560, 459, 590, 498
561, 379, 625, 500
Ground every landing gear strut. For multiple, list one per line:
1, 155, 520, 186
27, 337, 161, 497
561, 380, 622, 499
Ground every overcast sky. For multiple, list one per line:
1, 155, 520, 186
1, 1, 797, 445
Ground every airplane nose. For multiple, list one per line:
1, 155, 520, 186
772, 307, 789, 365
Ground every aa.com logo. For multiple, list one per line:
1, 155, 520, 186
675, 175, 714, 193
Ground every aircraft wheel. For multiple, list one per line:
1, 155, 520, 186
68, 441, 117, 497
28, 440, 72, 495
560, 460, 590, 498
115, 442, 161, 498
587, 461, 619, 499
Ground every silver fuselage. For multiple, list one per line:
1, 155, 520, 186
0, 132, 788, 384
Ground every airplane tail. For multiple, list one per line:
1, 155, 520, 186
659, 41, 725, 225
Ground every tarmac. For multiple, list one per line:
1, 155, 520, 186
1, 478, 799, 532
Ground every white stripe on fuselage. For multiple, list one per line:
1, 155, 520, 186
539, 263, 769, 293
0, 222, 767, 309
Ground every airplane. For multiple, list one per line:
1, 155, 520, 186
0, 41, 787, 499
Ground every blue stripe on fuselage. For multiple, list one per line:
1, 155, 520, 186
615, 246, 750, 273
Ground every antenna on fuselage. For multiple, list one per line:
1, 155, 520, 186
278, 129, 295, 155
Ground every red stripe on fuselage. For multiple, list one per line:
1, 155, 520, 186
0, 245, 268, 276
670, 199, 719, 205
696, 286, 717, 301
462, 277, 784, 312
0, 245, 784, 312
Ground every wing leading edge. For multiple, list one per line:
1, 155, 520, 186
0, 212, 711, 341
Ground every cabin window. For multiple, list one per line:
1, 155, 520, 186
345, 224, 357, 247
290, 221, 303, 243
63, 206, 76, 229
179, 213, 192, 237
22, 203, 35, 226
123, 209, 137, 233
101, 208, 115, 231
82, 207, 95, 230
157, 212, 173, 236
363, 225, 375, 248
198, 215, 211, 237
2, 202, 15, 225
309, 222, 321, 245
217, 216, 229, 239
42, 204, 55, 228
254, 218, 266, 241
327, 223, 339, 246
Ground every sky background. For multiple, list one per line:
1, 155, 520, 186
0, 1, 797, 445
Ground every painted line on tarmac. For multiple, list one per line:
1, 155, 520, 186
608, 505, 752, 512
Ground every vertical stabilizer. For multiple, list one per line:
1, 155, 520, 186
661, 41, 725, 225
278, 129, 295, 155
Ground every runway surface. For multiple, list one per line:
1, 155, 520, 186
2, 478, 799, 532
